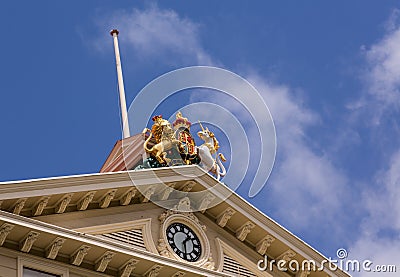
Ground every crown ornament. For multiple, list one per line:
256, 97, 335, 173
172, 111, 192, 130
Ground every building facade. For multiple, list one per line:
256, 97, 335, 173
0, 131, 348, 277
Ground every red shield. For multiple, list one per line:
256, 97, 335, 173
179, 130, 196, 155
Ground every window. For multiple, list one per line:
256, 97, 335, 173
98, 229, 147, 250
215, 238, 270, 277
18, 257, 68, 277
74, 219, 158, 253
222, 254, 257, 277
23, 268, 60, 277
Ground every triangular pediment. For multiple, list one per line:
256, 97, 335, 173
74, 218, 157, 253
0, 167, 349, 277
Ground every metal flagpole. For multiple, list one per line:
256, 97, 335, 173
110, 29, 131, 139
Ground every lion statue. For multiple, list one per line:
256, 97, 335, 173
142, 115, 182, 165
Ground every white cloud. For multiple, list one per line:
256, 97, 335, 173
246, 76, 350, 237
351, 9, 400, 124
192, 72, 351, 241
347, 9, 400, 275
94, 5, 213, 65
349, 149, 400, 276
365, 27, 400, 103
246, 75, 317, 138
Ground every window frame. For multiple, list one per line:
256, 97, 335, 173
215, 238, 272, 277
18, 257, 69, 277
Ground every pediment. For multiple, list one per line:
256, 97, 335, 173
75, 218, 158, 254
0, 167, 348, 277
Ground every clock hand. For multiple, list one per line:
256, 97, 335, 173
182, 236, 190, 254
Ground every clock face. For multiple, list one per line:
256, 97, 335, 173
166, 222, 202, 262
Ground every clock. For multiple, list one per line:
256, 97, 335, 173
166, 222, 202, 262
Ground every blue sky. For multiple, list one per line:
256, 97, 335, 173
1, 1, 400, 275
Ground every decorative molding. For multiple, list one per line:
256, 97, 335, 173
277, 249, 297, 263
77, 191, 96, 211
202, 257, 215, 270
181, 181, 196, 192
176, 197, 192, 212
198, 193, 216, 213
216, 207, 236, 227
32, 196, 51, 216
12, 198, 27, 215
235, 221, 255, 241
145, 265, 163, 277
20, 231, 39, 253
0, 223, 14, 246
159, 198, 201, 226
120, 188, 136, 205
159, 182, 176, 201
119, 259, 138, 277
95, 251, 115, 272
55, 193, 73, 213
71, 245, 91, 266
141, 186, 156, 203
256, 234, 275, 255
46, 237, 66, 259
99, 189, 117, 208
157, 238, 171, 258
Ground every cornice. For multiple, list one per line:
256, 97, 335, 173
0, 210, 231, 276
0, 166, 201, 200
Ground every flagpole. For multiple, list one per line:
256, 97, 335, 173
110, 29, 131, 139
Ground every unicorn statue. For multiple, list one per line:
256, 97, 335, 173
196, 122, 227, 181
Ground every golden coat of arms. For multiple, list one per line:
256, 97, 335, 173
138, 112, 226, 181
172, 112, 199, 165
